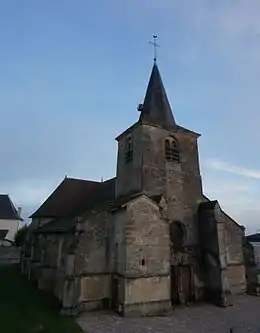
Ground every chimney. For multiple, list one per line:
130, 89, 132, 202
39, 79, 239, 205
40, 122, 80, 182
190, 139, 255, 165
18, 207, 22, 218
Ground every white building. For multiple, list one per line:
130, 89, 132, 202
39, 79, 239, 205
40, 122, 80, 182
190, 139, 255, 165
247, 233, 260, 269
0, 194, 23, 246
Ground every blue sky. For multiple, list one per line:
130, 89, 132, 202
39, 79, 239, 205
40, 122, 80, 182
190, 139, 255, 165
1, 1, 260, 233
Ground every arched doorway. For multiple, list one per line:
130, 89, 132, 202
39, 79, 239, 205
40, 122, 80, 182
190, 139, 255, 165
170, 221, 194, 305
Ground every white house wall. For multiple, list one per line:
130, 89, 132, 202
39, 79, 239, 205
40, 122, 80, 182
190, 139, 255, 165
250, 242, 260, 268
0, 219, 22, 242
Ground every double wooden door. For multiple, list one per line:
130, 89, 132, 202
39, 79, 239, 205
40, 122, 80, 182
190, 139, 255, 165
171, 265, 193, 305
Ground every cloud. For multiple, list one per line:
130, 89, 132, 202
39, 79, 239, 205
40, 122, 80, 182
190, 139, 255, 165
202, 175, 260, 234
205, 159, 260, 180
202, 158, 260, 233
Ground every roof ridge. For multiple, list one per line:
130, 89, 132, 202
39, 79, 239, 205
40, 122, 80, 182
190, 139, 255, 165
65, 177, 100, 183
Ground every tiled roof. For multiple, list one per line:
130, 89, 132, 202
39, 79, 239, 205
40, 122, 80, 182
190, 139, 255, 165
36, 190, 163, 233
0, 195, 22, 220
30, 177, 115, 218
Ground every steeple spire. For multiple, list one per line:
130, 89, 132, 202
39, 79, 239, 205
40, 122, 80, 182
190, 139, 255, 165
139, 62, 176, 127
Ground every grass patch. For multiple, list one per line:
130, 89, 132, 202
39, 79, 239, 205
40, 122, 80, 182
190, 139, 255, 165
0, 265, 83, 333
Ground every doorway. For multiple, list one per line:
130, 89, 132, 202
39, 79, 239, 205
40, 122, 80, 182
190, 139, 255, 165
111, 277, 119, 309
171, 265, 193, 305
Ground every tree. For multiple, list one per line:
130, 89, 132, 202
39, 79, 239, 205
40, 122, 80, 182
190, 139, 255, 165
15, 225, 29, 247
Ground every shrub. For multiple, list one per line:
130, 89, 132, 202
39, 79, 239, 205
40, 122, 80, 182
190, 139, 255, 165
14, 225, 29, 247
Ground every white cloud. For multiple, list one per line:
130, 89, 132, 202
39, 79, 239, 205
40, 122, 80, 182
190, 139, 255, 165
205, 159, 260, 179
202, 158, 260, 233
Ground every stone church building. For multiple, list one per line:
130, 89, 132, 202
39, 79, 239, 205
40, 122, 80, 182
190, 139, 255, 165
21, 61, 246, 316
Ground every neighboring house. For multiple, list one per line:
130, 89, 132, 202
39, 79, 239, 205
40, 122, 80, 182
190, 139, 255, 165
247, 233, 260, 269
0, 229, 11, 247
22, 61, 247, 317
0, 194, 23, 245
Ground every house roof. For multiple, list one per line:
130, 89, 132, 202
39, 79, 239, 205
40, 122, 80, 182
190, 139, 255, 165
30, 177, 115, 218
0, 195, 22, 221
0, 229, 8, 240
247, 233, 260, 243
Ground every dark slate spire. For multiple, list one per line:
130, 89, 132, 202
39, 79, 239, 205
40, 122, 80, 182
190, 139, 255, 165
139, 62, 175, 126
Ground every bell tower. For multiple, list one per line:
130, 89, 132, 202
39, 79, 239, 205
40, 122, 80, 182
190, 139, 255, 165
115, 61, 203, 230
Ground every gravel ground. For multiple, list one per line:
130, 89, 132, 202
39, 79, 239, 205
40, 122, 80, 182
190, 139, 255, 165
77, 295, 260, 333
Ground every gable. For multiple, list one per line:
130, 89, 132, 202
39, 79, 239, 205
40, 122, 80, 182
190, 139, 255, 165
127, 194, 160, 210
112, 192, 162, 211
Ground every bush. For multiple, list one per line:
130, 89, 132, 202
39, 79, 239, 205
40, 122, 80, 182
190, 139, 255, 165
14, 225, 29, 247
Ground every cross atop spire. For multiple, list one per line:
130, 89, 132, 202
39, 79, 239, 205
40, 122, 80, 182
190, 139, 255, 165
149, 34, 160, 63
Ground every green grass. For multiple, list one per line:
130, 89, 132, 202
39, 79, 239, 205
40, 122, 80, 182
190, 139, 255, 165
0, 265, 83, 333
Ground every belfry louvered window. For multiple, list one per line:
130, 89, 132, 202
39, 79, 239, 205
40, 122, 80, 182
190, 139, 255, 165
165, 137, 180, 163
125, 136, 133, 163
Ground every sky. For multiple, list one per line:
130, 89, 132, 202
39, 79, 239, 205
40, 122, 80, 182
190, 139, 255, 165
0, 0, 260, 234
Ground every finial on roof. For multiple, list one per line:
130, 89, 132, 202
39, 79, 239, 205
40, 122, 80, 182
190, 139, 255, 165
149, 34, 160, 63
101, 176, 104, 182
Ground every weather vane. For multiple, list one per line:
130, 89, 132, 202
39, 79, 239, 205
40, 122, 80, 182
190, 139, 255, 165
149, 34, 160, 62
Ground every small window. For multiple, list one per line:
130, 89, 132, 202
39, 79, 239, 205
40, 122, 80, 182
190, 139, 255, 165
141, 258, 145, 266
125, 137, 133, 163
165, 137, 180, 163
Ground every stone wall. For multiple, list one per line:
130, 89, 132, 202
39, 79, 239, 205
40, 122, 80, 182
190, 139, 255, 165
227, 265, 246, 294
68, 209, 127, 311
111, 209, 127, 276
125, 276, 170, 304
74, 211, 110, 276
224, 213, 244, 265
80, 275, 111, 308
198, 202, 232, 306
223, 212, 246, 294
125, 196, 170, 277
122, 195, 171, 315
115, 124, 143, 198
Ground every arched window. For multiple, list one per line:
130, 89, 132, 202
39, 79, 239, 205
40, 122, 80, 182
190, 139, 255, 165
125, 136, 133, 163
170, 221, 186, 249
165, 137, 180, 163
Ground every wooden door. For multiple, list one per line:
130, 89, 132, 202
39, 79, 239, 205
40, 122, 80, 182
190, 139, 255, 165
170, 266, 179, 304
180, 266, 192, 303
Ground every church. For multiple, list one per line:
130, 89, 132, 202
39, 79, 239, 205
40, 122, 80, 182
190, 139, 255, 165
21, 60, 246, 317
